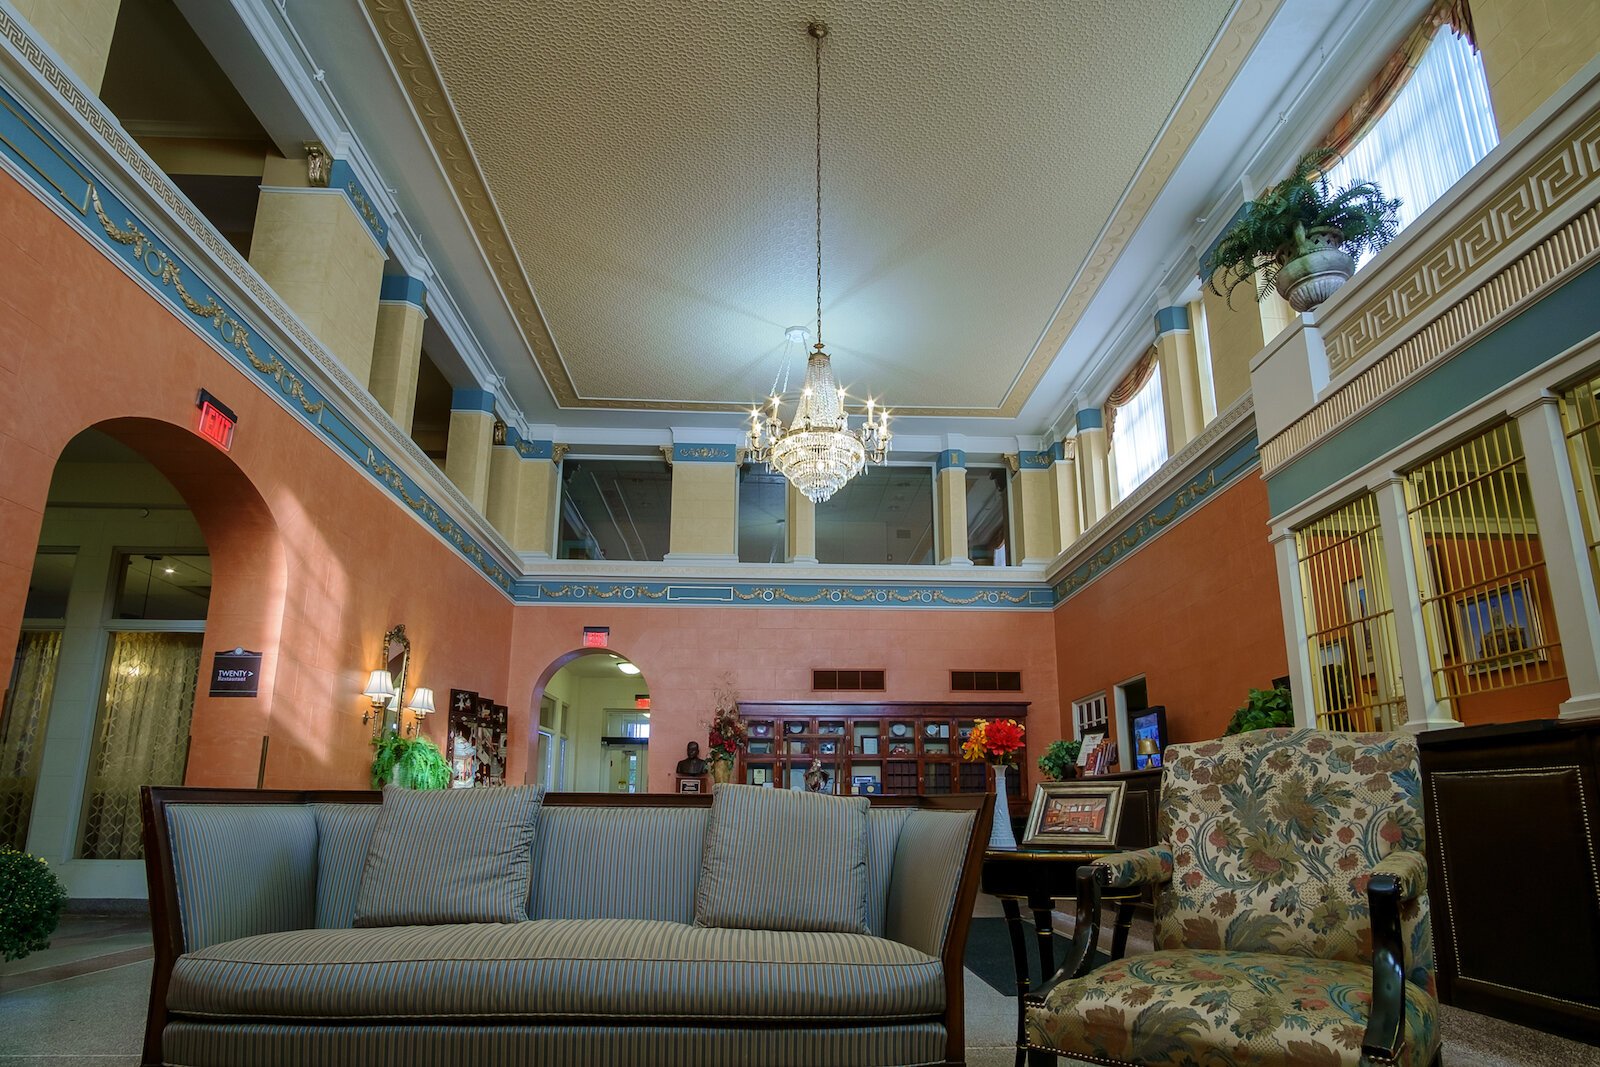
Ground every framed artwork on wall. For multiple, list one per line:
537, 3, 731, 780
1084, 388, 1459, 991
1458, 580, 1546, 674
1022, 780, 1126, 849
447, 689, 509, 786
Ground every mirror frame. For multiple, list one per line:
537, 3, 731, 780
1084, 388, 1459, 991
381, 624, 410, 730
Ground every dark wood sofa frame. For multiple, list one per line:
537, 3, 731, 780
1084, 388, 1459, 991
140, 787, 994, 1067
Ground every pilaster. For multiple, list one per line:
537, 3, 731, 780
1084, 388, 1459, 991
443, 389, 496, 513
1154, 306, 1205, 451
935, 450, 971, 566
1012, 451, 1059, 566
786, 482, 817, 563
1270, 530, 1319, 729
1075, 409, 1111, 528
249, 154, 386, 384
1374, 479, 1458, 732
486, 432, 562, 558
665, 443, 738, 562
368, 276, 427, 434
13, 0, 121, 94
1516, 398, 1600, 719
1052, 438, 1081, 549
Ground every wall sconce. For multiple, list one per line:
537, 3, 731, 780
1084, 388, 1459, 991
405, 687, 436, 736
362, 669, 395, 726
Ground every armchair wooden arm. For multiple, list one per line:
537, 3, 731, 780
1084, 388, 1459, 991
1362, 872, 1408, 1065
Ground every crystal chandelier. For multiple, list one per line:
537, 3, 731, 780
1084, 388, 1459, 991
744, 21, 890, 504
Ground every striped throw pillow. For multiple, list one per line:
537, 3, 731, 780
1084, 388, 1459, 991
354, 785, 543, 926
694, 784, 870, 934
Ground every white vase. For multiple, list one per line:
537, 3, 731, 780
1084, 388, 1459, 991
990, 764, 1017, 849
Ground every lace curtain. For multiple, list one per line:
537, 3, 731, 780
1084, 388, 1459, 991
0, 631, 61, 849
1108, 348, 1168, 500
80, 631, 201, 860
1323, 19, 1498, 267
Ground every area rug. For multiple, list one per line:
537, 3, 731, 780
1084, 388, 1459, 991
964, 917, 1108, 995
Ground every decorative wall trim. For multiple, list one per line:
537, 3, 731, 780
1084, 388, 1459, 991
328, 159, 388, 246
936, 449, 967, 471
1154, 305, 1191, 335
671, 443, 737, 463
1015, 450, 1053, 470
358, 0, 1283, 417
378, 274, 427, 308
1322, 108, 1600, 380
1262, 201, 1600, 475
1076, 409, 1104, 431
513, 580, 1057, 610
451, 388, 496, 413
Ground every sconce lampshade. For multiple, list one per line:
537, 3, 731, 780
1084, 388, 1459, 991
407, 687, 436, 716
363, 669, 395, 702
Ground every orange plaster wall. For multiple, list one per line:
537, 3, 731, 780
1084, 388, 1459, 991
0, 170, 513, 791
1052, 472, 1289, 756
504, 605, 1061, 790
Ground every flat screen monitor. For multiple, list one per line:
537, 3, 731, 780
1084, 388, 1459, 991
1130, 706, 1168, 770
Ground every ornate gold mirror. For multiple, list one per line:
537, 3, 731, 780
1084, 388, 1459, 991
381, 624, 409, 728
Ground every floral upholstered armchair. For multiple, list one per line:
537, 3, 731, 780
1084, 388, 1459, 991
1024, 728, 1440, 1067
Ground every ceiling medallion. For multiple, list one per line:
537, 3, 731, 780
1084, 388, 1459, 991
743, 21, 890, 504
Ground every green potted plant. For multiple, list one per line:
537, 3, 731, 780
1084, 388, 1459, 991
371, 731, 452, 789
1223, 683, 1296, 735
1, 845, 68, 962
1202, 147, 1402, 313
1037, 738, 1082, 781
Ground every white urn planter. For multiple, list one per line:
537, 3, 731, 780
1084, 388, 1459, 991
1272, 227, 1355, 312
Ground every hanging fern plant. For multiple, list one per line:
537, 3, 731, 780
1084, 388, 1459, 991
371, 733, 452, 790
1202, 147, 1402, 307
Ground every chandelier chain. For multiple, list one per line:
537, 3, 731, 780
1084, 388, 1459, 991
814, 23, 823, 348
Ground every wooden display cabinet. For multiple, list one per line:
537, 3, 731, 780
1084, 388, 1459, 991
737, 701, 1029, 802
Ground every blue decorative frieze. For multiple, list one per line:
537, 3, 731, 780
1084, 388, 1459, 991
672, 443, 738, 462
1053, 432, 1261, 603
0, 79, 512, 594
1016, 450, 1052, 470
327, 159, 388, 246
378, 274, 427, 309
936, 449, 967, 471
1050, 440, 1069, 462
1075, 408, 1104, 431
1154, 305, 1191, 335
451, 388, 496, 413
514, 437, 554, 460
513, 580, 1057, 609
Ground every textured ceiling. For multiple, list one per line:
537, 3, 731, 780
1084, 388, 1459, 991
379, 0, 1240, 415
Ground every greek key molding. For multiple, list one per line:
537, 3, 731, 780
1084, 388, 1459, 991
1262, 201, 1600, 475
1323, 107, 1600, 378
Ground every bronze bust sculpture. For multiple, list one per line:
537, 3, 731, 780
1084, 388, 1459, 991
676, 741, 707, 777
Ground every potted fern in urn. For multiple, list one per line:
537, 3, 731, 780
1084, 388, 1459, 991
1202, 147, 1402, 313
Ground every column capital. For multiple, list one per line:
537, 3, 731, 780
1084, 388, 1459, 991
936, 449, 967, 471
379, 275, 429, 314
1154, 304, 1192, 336
451, 388, 497, 413
1075, 408, 1105, 433
669, 443, 739, 463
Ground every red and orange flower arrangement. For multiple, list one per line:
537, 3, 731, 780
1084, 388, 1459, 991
961, 718, 1026, 766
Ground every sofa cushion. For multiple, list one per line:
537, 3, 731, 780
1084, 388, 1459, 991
166, 804, 317, 952
695, 784, 870, 933
167, 919, 944, 1023
531, 805, 709, 922
354, 785, 543, 927
310, 803, 380, 929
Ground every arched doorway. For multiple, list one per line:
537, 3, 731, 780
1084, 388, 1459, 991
0, 420, 284, 897
529, 650, 651, 792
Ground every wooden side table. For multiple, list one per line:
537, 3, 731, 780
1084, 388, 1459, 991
980, 847, 1141, 1067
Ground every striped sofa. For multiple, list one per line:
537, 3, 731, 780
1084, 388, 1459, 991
139, 788, 992, 1067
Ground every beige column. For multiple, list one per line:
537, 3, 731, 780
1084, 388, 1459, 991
665, 445, 738, 561
486, 435, 562, 558
1201, 268, 1295, 410
1075, 411, 1112, 528
1053, 439, 1081, 550
936, 451, 971, 566
1472, 0, 1600, 137
14, 0, 121, 94
369, 277, 427, 433
786, 483, 817, 563
1011, 453, 1059, 566
250, 153, 386, 383
1374, 479, 1459, 732
443, 390, 496, 512
1154, 306, 1205, 452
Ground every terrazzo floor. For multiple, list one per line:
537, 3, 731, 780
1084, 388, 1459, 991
1, 898, 1594, 1065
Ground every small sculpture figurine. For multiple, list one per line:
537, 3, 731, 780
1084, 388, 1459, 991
676, 741, 708, 777
804, 757, 831, 793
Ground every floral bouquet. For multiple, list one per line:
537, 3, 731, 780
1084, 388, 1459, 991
706, 677, 747, 769
961, 718, 1026, 767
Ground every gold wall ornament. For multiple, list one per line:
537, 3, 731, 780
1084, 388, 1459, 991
551, 443, 570, 464
304, 141, 331, 187
1004, 453, 1021, 474
345, 180, 383, 238
659, 444, 674, 466
90, 187, 325, 417
369, 457, 512, 588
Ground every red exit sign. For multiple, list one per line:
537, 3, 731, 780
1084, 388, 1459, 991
196, 389, 236, 451
582, 626, 609, 648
